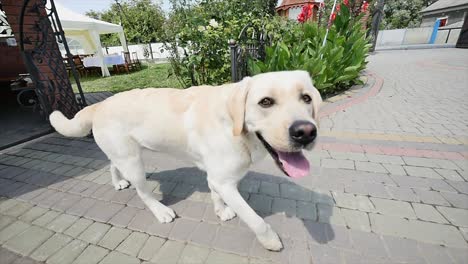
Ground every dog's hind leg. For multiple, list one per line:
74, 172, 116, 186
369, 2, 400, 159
110, 164, 130, 190
208, 182, 236, 221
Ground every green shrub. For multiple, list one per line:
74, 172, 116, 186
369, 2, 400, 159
249, 3, 370, 95
164, 0, 279, 87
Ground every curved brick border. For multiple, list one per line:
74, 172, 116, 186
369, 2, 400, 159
319, 72, 384, 118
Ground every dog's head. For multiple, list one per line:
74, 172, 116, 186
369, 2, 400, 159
229, 70, 322, 178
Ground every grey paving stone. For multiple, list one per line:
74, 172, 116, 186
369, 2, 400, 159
321, 158, 354, 170
341, 208, 371, 232
50, 193, 82, 212
3, 201, 33, 217
366, 154, 405, 164
447, 247, 468, 264
189, 221, 219, 246
239, 179, 261, 193
279, 183, 312, 201
404, 166, 443, 179
126, 193, 146, 209
413, 189, 450, 206
382, 164, 407, 175
271, 197, 296, 216
259, 181, 280, 197
18, 206, 48, 223
46, 239, 88, 264
78, 222, 111, 244
71, 244, 109, 264
317, 204, 346, 226
150, 240, 184, 264
0, 221, 31, 243
370, 197, 416, 219
4, 225, 53, 255
390, 175, 432, 190
0, 247, 21, 264
168, 218, 199, 241
436, 206, 468, 227
349, 229, 388, 257
447, 180, 468, 195
296, 201, 316, 220
128, 209, 153, 233
332, 192, 375, 212
98, 226, 131, 250
355, 161, 388, 173
64, 218, 93, 237
441, 192, 468, 209
460, 227, 468, 242
426, 178, 458, 193
66, 197, 98, 216
205, 250, 248, 264
32, 210, 61, 227
309, 243, 345, 264
435, 169, 465, 181
213, 226, 255, 255
146, 218, 175, 238
99, 251, 141, 264
137, 236, 165, 261
47, 214, 79, 233
178, 200, 207, 220
116, 231, 149, 257
0, 215, 15, 231
418, 242, 455, 264
382, 236, 425, 263
83, 200, 124, 222
345, 182, 392, 199
0, 199, 19, 213
248, 194, 272, 213
369, 213, 467, 247
30, 233, 73, 262
412, 203, 449, 224
385, 186, 419, 202
109, 189, 136, 204
329, 151, 368, 161
177, 244, 210, 264
108, 206, 140, 228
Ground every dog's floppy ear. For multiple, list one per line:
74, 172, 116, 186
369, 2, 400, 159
311, 86, 323, 124
228, 77, 251, 136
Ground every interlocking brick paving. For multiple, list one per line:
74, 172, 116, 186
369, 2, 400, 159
0, 48, 467, 263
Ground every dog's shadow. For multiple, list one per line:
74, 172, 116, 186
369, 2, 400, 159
148, 166, 336, 247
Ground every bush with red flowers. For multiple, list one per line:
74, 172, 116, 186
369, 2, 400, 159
249, 1, 371, 95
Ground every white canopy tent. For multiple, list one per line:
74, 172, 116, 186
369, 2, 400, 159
52, 2, 128, 76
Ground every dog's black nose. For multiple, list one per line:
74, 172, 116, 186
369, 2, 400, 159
289, 121, 317, 146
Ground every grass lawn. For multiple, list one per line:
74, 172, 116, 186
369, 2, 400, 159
72, 63, 182, 94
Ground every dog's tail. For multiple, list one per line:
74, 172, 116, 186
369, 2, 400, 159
49, 104, 99, 137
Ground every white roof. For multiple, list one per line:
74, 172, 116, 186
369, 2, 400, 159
421, 0, 468, 13
53, 2, 123, 34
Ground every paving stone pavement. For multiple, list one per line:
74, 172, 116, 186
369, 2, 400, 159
0, 48, 468, 264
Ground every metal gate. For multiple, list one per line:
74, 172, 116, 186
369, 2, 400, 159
2, 0, 87, 119
229, 24, 270, 82
456, 13, 468, 48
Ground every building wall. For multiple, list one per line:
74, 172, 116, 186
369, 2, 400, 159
421, 9, 468, 27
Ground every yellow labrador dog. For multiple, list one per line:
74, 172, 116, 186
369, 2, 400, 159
50, 70, 322, 251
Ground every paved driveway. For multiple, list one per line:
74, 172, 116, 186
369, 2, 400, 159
0, 48, 467, 264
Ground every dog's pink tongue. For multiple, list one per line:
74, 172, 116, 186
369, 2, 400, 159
277, 151, 310, 178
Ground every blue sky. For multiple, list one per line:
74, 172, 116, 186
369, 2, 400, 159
56, 0, 172, 14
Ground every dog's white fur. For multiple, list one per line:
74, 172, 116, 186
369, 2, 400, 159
50, 70, 322, 251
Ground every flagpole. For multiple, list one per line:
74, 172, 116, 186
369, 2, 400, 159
322, 0, 338, 48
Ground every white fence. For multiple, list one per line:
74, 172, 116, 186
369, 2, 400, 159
376, 26, 461, 47
103, 43, 176, 61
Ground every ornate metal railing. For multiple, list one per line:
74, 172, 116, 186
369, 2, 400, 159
229, 24, 270, 82
17, 0, 87, 119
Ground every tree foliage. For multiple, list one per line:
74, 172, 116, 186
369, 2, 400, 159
382, 0, 437, 29
86, 0, 165, 46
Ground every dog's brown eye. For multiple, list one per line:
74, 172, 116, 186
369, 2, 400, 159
259, 97, 274, 108
302, 94, 312, 104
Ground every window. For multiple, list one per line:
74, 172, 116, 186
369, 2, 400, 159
438, 17, 448, 27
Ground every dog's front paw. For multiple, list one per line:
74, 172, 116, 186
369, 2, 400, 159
257, 224, 283, 251
216, 206, 237, 221
114, 180, 130, 190
153, 205, 176, 223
